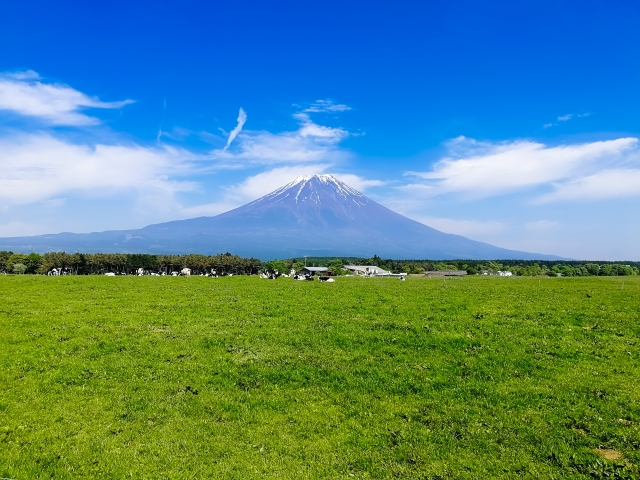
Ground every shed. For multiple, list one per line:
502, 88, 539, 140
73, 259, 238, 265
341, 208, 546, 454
300, 267, 328, 276
344, 265, 391, 276
423, 270, 468, 277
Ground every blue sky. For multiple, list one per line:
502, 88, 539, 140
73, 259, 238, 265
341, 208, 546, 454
1, 0, 639, 259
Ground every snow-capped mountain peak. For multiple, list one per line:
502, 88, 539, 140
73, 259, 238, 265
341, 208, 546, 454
244, 174, 370, 209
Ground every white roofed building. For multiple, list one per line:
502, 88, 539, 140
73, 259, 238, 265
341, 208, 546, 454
344, 265, 392, 276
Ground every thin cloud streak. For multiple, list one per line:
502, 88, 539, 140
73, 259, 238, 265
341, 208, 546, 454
300, 99, 351, 113
224, 107, 247, 150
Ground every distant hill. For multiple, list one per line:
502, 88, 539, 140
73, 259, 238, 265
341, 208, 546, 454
0, 174, 563, 260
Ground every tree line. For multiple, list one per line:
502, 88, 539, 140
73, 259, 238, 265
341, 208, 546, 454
292, 256, 640, 277
1, 251, 638, 277
0, 251, 262, 275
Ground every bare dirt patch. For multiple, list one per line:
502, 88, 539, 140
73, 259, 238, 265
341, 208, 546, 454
593, 448, 624, 460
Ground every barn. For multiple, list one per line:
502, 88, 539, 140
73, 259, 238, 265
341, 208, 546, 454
299, 267, 328, 276
423, 270, 468, 277
343, 265, 391, 276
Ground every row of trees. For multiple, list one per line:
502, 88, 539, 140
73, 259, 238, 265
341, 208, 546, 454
295, 255, 640, 277
0, 251, 262, 276
367, 258, 639, 276
1, 251, 638, 277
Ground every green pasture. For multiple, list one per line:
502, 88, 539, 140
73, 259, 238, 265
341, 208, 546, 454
1, 275, 639, 479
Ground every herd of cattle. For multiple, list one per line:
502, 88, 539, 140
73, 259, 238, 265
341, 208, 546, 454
259, 269, 335, 282
46, 267, 405, 281
47, 267, 226, 277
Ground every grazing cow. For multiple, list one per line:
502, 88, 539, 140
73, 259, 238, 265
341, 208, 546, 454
171, 271, 179, 276
399, 275, 405, 281
48, 268, 60, 276
266, 269, 281, 280
105, 272, 116, 276
180, 268, 191, 276
137, 268, 145, 276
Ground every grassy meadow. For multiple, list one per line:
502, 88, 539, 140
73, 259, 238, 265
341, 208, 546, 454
1, 275, 639, 479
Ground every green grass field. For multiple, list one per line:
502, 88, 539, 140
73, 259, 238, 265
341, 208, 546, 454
1, 275, 639, 479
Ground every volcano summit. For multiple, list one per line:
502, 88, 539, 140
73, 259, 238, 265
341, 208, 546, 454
0, 174, 560, 259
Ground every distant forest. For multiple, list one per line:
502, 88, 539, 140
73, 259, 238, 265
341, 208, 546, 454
294, 256, 640, 277
0, 251, 637, 277
0, 252, 261, 275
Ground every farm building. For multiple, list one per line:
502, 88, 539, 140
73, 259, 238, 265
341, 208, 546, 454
344, 265, 392, 276
299, 267, 328, 276
423, 270, 468, 277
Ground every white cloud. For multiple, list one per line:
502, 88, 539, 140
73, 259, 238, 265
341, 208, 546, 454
537, 169, 640, 203
0, 134, 196, 207
330, 173, 384, 191
300, 99, 351, 113
405, 136, 639, 199
224, 107, 247, 150
558, 113, 590, 122
0, 71, 133, 125
544, 113, 590, 128
209, 112, 350, 165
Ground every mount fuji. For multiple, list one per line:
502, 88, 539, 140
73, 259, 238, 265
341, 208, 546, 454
0, 174, 560, 260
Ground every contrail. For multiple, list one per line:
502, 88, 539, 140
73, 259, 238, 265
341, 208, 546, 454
224, 107, 247, 150
156, 97, 167, 143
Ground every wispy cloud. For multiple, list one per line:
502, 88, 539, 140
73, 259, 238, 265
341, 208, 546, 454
210, 111, 350, 165
558, 113, 590, 122
298, 99, 351, 113
156, 97, 167, 142
404, 136, 639, 200
544, 112, 590, 128
0, 70, 134, 126
224, 107, 247, 150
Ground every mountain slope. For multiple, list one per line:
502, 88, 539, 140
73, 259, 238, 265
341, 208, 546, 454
0, 174, 562, 259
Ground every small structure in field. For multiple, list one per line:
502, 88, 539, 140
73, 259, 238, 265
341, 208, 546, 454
300, 267, 328, 276
344, 265, 391, 276
423, 270, 468, 278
